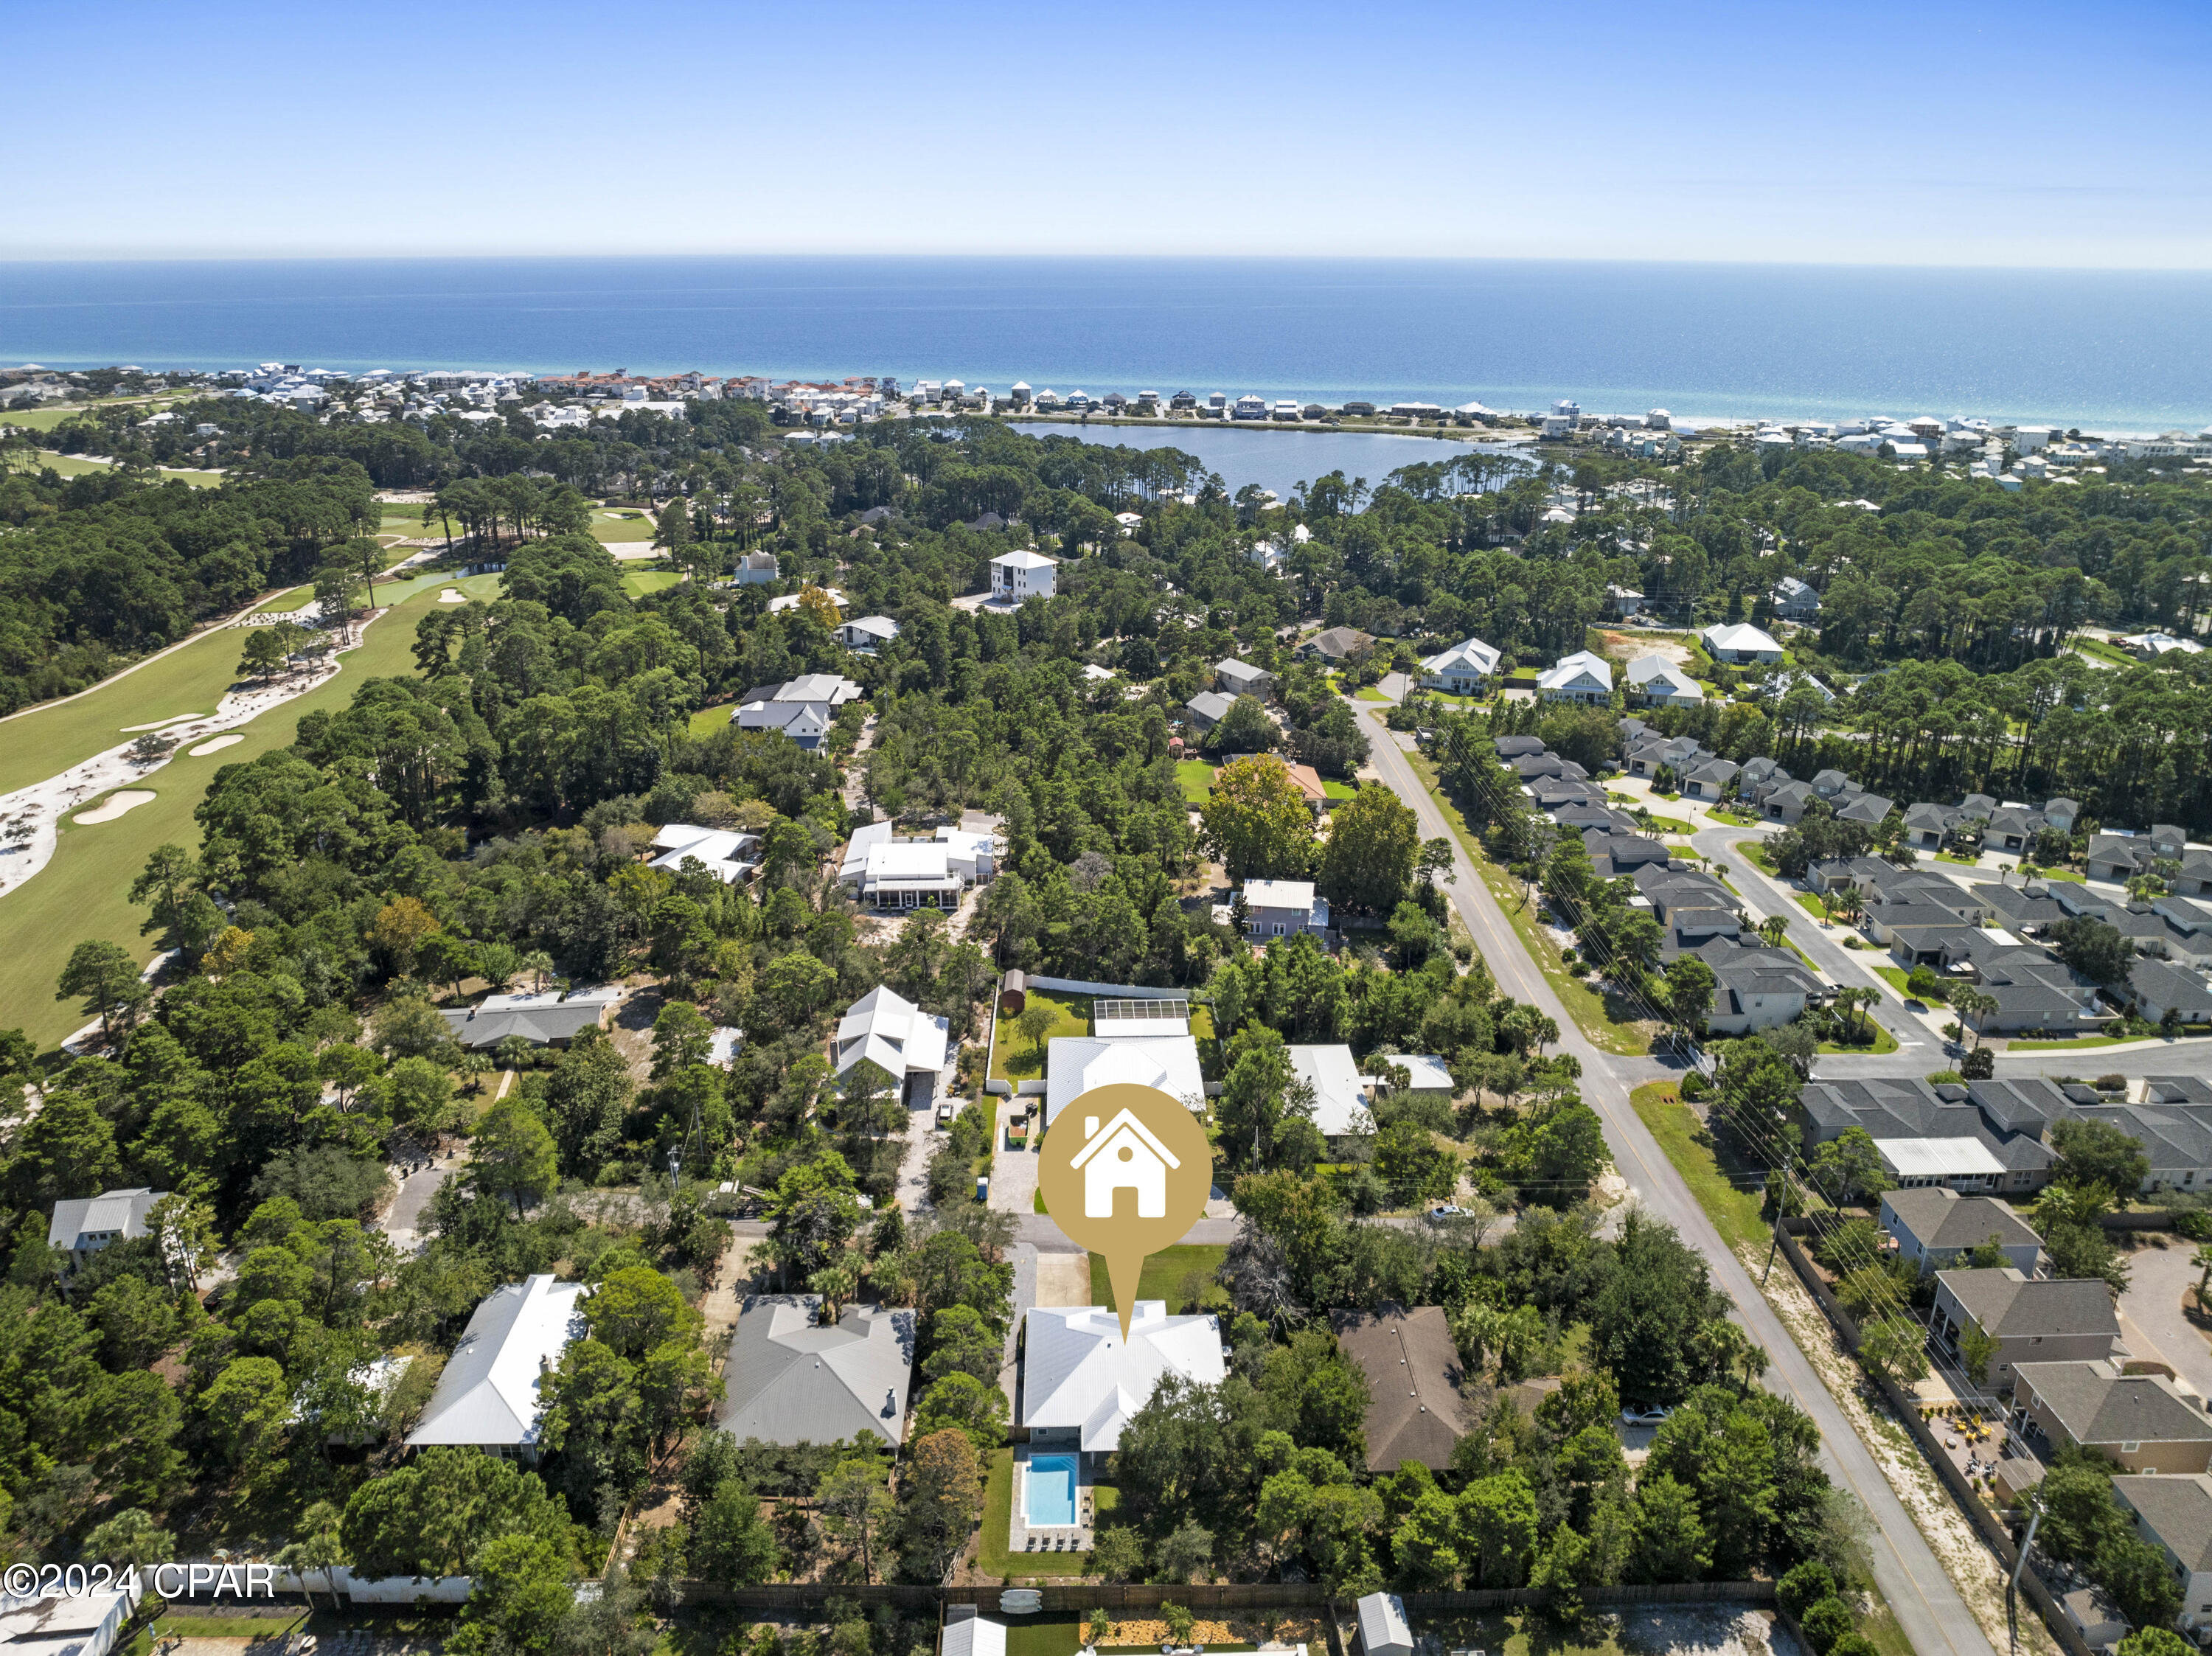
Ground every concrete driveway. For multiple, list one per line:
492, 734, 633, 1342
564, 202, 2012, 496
2118, 1233, 2212, 1404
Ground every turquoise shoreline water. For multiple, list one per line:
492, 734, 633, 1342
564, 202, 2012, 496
4, 256, 2209, 430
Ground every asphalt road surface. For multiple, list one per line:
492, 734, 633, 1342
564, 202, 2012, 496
1354, 704, 2000, 1656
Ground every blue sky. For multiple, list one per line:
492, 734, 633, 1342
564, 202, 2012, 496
10, 1, 2209, 266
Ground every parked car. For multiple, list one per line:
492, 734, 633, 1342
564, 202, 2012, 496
1427, 1204, 1470, 1221
1620, 1405, 1672, 1427
936, 1102, 957, 1127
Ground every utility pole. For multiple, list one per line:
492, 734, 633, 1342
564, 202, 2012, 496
2008, 1495, 2044, 1656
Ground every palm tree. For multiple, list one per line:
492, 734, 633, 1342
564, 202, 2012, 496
1950, 986, 1997, 1051
1759, 913, 1790, 950
520, 950, 554, 993
2194, 1242, 2212, 1312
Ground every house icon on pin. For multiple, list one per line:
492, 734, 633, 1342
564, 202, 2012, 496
1069, 1107, 1180, 1220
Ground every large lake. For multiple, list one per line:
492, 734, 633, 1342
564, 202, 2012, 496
1009, 420, 1526, 499
4, 256, 2208, 428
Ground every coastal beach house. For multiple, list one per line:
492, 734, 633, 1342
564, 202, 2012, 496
1770, 577, 1821, 621
407, 1275, 590, 1459
1699, 622, 1785, 664
988, 550, 1057, 605
649, 822, 762, 883
730, 552, 779, 585
1329, 1305, 1475, 1471
838, 819, 994, 910
1242, 877, 1331, 940
1879, 1187, 2042, 1274
1535, 649, 1614, 703
1289, 1043, 1375, 1138
1302, 627, 1375, 664
1020, 1301, 1226, 1460
2014, 1361, 2212, 1473
1931, 1268, 2120, 1388
1419, 636, 1501, 696
1626, 653, 1705, 708
440, 986, 619, 1051
733, 673, 863, 748
836, 614, 900, 653
719, 1295, 914, 1447
1183, 690, 1237, 733
46, 1188, 168, 1272
1215, 658, 1274, 698
833, 984, 949, 1107
1043, 1000, 1205, 1127
2111, 1475, 2212, 1637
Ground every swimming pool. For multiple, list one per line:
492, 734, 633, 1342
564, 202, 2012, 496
1024, 1453, 1079, 1526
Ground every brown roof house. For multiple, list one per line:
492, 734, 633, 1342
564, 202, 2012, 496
2014, 1360, 2212, 1474
1931, 1268, 2119, 1389
1329, 1304, 1472, 1471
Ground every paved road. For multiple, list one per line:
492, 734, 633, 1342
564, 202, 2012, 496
1355, 706, 2000, 1656
1687, 818, 1931, 1053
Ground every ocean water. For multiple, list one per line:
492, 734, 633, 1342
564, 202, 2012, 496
3, 257, 2209, 431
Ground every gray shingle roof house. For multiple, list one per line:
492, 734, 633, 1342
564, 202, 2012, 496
440, 988, 615, 1050
1801, 1076, 2056, 1194
1879, 1188, 2041, 1273
2112, 1475, 2212, 1635
1931, 1267, 2119, 1387
718, 1295, 916, 1447
1763, 780, 1817, 823
2014, 1360, 2212, 1473
1303, 627, 1374, 662
2127, 957, 2212, 1025
1329, 1304, 1474, 1470
1835, 793, 1893, 827
407, 1274, 590, 1456
1215, 658, 1274, 697
47, 1187, 167, 1269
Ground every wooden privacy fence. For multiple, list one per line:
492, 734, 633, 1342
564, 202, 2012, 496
674, 1581, 1775, 1617
1771, 1225, 2099, 1656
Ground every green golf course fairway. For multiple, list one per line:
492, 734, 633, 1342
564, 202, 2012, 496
0, 574, 504, 1050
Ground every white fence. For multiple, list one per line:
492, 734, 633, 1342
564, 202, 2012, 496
1026, 975, 1192, 998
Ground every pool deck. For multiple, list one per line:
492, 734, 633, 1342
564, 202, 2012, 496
1009, 1445, 1095, 1555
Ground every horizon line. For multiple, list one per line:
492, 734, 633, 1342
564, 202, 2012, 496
5, 250, 2212, 277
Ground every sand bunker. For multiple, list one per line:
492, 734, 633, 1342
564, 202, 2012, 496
439, 588, 467, 603
76, 789, 157, 824
187, 734, 244, 756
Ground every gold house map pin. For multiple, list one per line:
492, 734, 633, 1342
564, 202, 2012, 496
1035, 1082, 1214, 1340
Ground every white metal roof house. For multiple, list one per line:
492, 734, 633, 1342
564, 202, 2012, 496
649, 823, 762, 883
717, 1295, 915, 1447
1242, 877, 1330, 940
1419, 636, 1502, 695
1355, 1593, 1413, 1656
46, 1188, 167, 1269
733, 674, 863, 748
834, 985, 949, 1104
1700, 622, 1785, 664
1043, 1029, 1205, 1127
1020, 1301, 1227, 1455
939, 1615, 1008, 1656
1216, 658, 1275, 697
1536, 650, 1614, 703
1289, 1044, 1376, 1136
837, 615, 901, 653
406, 1275, 589, 1458
1626, 653, 1705, 708
0, 1586, 133, 1656
989, 550, 1057, 605
837, 821, 993, 908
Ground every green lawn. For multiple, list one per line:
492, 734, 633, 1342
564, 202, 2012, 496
687, 704, 734, 740
621, 571, 683, 597
1734, 838, 1780, 875
1175, 759, 1214, 802
977, 1447, 1017, 1576
1629, 1081, 1767, 1252
1707, 808, 1761, 826
1089, 1243, 1229, 1311
2028, 867, 2086, 882
0, 575, 505, 1050
1873, 965, 1910, 994
251, 584, 316, 614
1322, 778, 1358, 801
0, 630, 258, 798
2073, 637, 2138, 667
990, 989, 1089, 1081
1355, 686, 1392, 703
591, 508, 655, 543
1641, 815, 1694, 834
1818, 1018, 1899, 1056
1409, 754, 1652, 1056
2006, 1033, 2141, 1052
33, 450, 220, 487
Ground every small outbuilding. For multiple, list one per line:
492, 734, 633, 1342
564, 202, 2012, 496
1355, 1593, 1414, 1656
